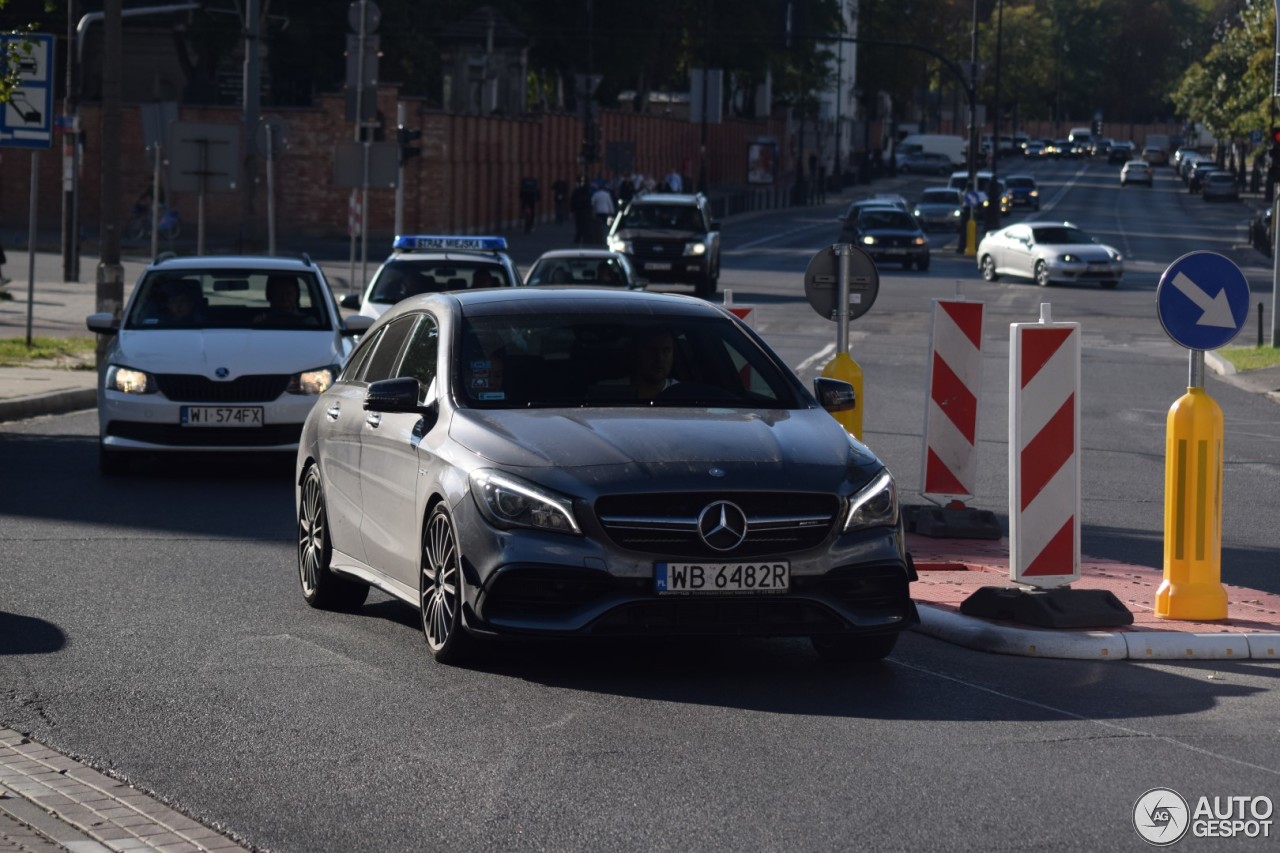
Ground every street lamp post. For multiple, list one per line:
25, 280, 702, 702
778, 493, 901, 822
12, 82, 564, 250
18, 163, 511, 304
985, 0, 1004, 232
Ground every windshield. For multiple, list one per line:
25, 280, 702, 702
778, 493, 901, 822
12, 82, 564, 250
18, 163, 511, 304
456, 313, 803, 409
1032, 226, 1092, 245
618, 204, 705, 231
527, 255, 633, 286
921, 190, 958, 204
859, 210, 918, 230
368, 260, 513, 304
124, 269, 331, 330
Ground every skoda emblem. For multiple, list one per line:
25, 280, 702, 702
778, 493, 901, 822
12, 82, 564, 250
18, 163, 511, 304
215, 367, 230, 378
697, 500, 748, 552
653, 245, 664, 253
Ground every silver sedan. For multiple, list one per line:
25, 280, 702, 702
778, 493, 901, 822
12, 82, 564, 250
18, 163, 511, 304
294, 289, 917, 665
977, 222, 1124, 289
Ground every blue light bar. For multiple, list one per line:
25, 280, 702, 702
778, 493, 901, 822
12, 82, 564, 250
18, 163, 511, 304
393, 235, 508, 252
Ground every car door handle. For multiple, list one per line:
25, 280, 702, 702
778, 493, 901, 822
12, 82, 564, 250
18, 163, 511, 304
326, 404, 341, 420
365, 413, 381, 428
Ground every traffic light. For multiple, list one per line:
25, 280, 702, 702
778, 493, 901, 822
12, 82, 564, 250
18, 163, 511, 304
398, 126, 421, 165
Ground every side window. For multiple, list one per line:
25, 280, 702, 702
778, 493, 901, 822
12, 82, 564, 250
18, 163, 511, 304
361, 315, 418, 383
395, 314, 440, 403
339, 327, 384, 382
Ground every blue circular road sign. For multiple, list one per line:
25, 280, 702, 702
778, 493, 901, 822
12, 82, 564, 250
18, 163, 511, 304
1156, 251, 1250, 350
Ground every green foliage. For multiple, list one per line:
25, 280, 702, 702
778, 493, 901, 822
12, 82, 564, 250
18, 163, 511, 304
0, 1, 55, 106
1220, 345, 1280, 371
0, 336, 96, 369
1171, 0, 1274, 140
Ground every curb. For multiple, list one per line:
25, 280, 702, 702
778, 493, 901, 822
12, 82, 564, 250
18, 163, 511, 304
914, 604, 1280, 661
0, 388, 97, 424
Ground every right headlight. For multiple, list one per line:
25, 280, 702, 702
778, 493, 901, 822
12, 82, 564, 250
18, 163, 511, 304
843, 469, 899, 532
105, 365, 158, 395
470, 469, 581, 535
607, 236, 631, 254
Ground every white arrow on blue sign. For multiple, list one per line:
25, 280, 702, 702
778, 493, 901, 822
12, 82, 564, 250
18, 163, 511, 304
1156, 251, 1250, 350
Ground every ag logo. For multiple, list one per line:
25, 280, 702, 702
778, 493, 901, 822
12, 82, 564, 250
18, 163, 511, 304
1134, 788, 1190, 846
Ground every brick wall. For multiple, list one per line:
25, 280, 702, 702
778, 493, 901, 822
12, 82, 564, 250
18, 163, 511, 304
0, 87, 788, 248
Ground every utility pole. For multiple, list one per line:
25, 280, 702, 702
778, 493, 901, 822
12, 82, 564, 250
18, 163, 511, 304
61, 0, 79, 282
96, 0, 123, 367
240, 0, 261, 252
985, 0, 1004, 232
964, 0, 979, 255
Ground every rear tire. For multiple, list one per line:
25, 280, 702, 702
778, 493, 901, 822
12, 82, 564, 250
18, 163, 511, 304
980, 254, 999, 282
298, 465, 370, 612
811, 632, 898, 663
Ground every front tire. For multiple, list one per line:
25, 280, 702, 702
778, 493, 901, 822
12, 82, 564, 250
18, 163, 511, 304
916, 255, 930, 272
811, 632, 898, 663
421, 504, 476, 665
1034, 260, 1051, 287
298, 465, 370, 612
980, 254, 999, 281
694, 271, 717, 300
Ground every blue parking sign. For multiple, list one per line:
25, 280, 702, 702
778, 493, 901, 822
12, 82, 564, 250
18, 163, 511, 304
1156, 252, 1250, 351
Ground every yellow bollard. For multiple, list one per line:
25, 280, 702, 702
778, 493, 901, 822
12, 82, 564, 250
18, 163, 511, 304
821, 351, 863, 441
965, 218, 977, 257
1155, 386, 1228, 620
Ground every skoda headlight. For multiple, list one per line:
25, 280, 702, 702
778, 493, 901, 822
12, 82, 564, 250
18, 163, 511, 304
471, 469, 581, 534
843, 469, 899, 532
683, 241, 708, 256
105, 365, 157, 395
607, 236, 631, 254
286, 366, 337, 395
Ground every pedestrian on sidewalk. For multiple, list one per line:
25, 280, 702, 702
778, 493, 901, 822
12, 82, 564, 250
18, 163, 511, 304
570, 177, 593, 246
0, 240, 8, 285
590, 181, 615, 244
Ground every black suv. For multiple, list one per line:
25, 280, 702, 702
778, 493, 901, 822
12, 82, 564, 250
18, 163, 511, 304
606, 193, 721, 298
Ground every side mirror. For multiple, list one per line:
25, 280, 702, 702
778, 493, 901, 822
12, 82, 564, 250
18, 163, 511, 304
342, 315, 374, 336
339, 293, 361, 310
814, 377, 856, 413
86, 312, 119, 335
365, 377, 424, 413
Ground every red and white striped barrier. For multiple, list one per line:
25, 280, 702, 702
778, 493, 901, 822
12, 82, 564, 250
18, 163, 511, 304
921, 299, 984, 502
1009, 304, 1081, 587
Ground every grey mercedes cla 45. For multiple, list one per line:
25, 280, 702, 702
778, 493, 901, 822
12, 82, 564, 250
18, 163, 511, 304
295, 288, 917, 665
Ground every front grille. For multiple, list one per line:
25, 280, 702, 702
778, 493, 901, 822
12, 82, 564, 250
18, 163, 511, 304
595, 492, 838, 558
631, 239, 686, 257
106, 421, 302, 447
874, 235, 913, 248
590, 597, 843, 636
155, 374, 290, 403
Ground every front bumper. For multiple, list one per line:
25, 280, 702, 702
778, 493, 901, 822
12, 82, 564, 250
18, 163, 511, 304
98, 391, 315, 452
1047, 260, 1124, 283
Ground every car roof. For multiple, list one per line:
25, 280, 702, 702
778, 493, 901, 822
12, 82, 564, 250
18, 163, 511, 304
384, 285, 724, 322
532, 249, 624, 261
626, 193, 704, 206
146, 254, 321, 273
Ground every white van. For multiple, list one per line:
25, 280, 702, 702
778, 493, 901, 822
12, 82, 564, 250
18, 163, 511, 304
894, 134, 967, 168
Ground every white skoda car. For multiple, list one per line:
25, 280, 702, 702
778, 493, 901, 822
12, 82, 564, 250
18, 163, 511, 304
86, 254, 373, 474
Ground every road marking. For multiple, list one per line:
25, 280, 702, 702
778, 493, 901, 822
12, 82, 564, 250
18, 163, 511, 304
796, 343, 836, 374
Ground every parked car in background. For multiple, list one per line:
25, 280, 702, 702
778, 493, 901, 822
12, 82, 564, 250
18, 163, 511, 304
1003, 175, 1040, 209
1201, 171, 1239, 202
1141, 146, 1169, 166
524, 249, 644, 289
342, 235, 521, 319
1108, 141, 1136, 164
1187, 161, 1218, 193
912, 187, 964, 231
294, 288, 918, 664
977, 221, 1123, 289
1121, 160, 1154, 186
898, 151, 954, 175
85, 254, 374, 474
841, 205, 931, 271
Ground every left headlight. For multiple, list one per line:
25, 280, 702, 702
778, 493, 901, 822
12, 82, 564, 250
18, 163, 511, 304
1061, 253, 1079, 263
607, 236, 631, 254
913, 235, 927, 246
286, 366, 337, 395
470, 469, 581, 535
105, 365, 158, 395
683, 241, 708, 256
843, 469, 899, 532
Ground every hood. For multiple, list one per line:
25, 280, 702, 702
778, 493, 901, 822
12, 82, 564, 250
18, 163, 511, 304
115, 329, 341, 377
1044, 243, 1117, 260
613, 227, 703, 240
450, 406, 880, 490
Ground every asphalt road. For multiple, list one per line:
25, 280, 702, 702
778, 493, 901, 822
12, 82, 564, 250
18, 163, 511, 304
2, 157, 1279, 852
